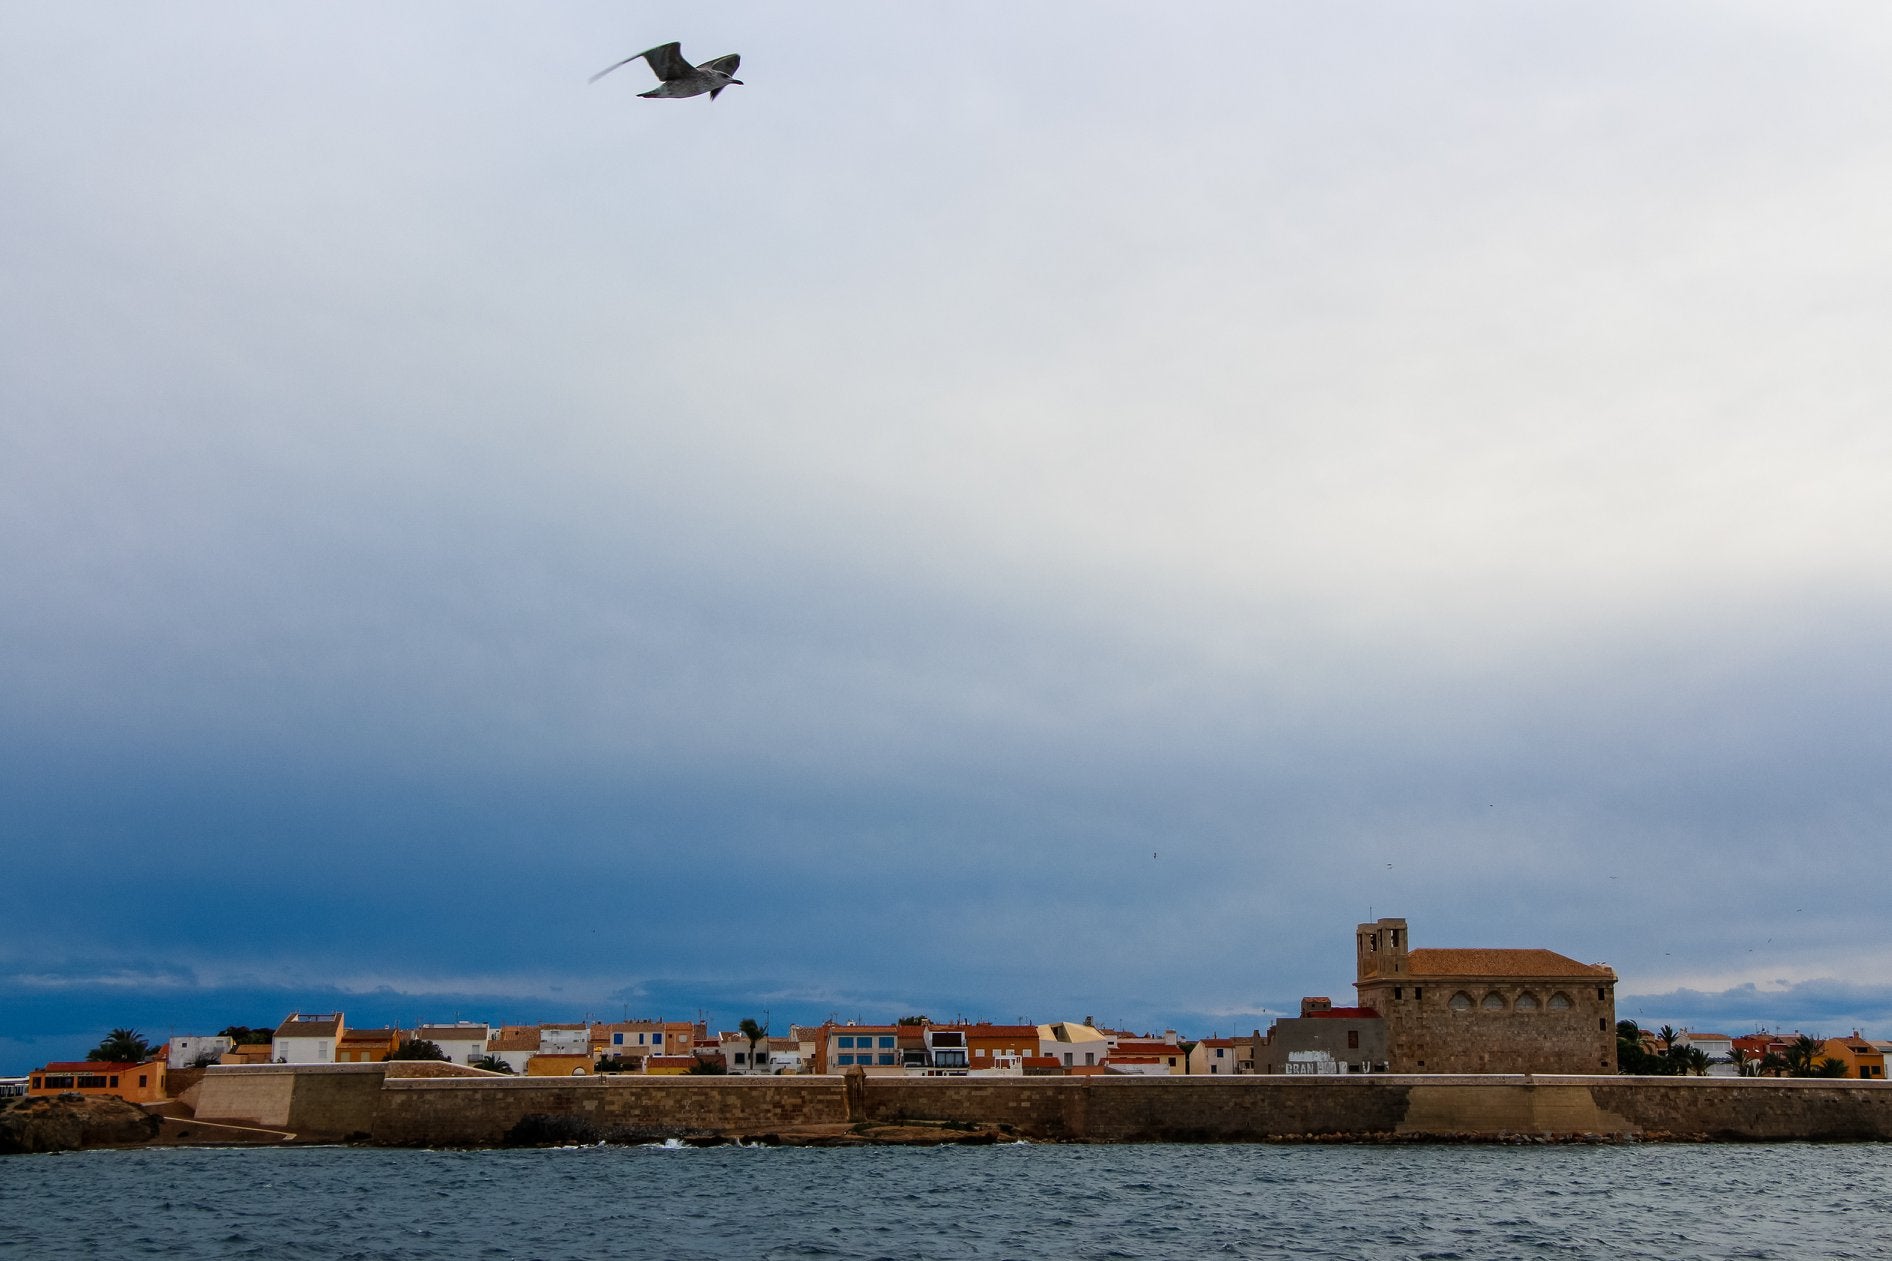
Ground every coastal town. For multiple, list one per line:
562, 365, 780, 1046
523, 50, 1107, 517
11, 918, 1887, 1109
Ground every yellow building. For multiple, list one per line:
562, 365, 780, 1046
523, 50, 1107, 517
523, 1053, 592, 1076
1820, 1034, 1886, 1080
29, 1058, 168, 1104
335, 1029, 401, 1063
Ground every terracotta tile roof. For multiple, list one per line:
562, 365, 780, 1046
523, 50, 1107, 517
965, 1024, 1041, 1038
274, 1014, 343, 1038
489, 1027, 541, 1052
414, 1025, 489, 1041
41, 1061, 151, 1073
1403, 948, 1613, 978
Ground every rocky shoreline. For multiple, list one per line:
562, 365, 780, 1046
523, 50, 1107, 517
0, 1095, 162, 1155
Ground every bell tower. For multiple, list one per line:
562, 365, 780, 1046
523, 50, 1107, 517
1356, 916, 1409, 982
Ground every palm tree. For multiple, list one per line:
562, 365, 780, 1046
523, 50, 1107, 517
87, 1028, 154, 1063
1783, 1035, 1823, 1077
738, 1017, 768, 1074
1680, 1046, 1712, 1077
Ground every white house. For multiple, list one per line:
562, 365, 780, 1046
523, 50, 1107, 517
1678, 1031, 1737, 1075
720, 1030, 783, 1074
1039, 1021, 1110, 1070
272, 1012, 344, 1064
166, 1034, 233, 1070
414, 1023, 490, 1066
538, 1024, 590, 1056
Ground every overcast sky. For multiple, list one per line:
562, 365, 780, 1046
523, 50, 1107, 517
4, 2, 1890, 1073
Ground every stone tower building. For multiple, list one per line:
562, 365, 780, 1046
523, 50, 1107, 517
1354, 917, 1617, 1074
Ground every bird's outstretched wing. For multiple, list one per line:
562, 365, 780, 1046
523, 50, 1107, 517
639, 42, 690, 80
588, 41, 687, 84
698, 53, 740, 76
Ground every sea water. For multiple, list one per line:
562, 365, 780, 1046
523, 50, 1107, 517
2, 1141, 1887, 1259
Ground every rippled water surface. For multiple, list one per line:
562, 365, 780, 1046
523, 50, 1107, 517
4, 1142, 1888, 1259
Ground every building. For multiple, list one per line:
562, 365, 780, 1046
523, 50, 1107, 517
599, 1021, 697, 1066
964, 1023, 1040, 1071
335, 1028, 401, 1063
1256, 998, 1386, 1075
817, 1024, 903, 1074
1102, 1038, 1187, 1075
719, 1030, 777, 1074
28, 1059, 168, 1104
272, 1012, 345, 1064
486, 1026, 542, 1074
1039, 1021, 1110, 1071
165, 1034, 233, 1070
1676, 1031, 1737, 1075
409, 1023, 491, 1066
1354, 917, 1617, 1074
1820, 1034, 1886, 1080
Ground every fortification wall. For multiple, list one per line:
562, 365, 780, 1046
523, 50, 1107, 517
192, 1066, 303, 1129
277, 1071, 1892, 1146
372, 1075, 850, 1147
194, 1064, 389, 1137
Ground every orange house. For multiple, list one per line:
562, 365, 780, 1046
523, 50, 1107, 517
1820, 1034, 1887, 1080
29, 1059, 168, 1104
963, 1023, 1040, 1070
335, 1029, 401, 1063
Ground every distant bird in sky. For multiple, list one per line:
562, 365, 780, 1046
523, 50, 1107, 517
589, 41, 743, 100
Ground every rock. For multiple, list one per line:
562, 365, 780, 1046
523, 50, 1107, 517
0, 1095, 162, 1155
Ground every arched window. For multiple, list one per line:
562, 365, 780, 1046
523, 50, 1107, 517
1481, 993, 1507, 1011
1515, 992, 1540, 1011
1449, 991, 1474, 1011
1548, 992, 1572, 1011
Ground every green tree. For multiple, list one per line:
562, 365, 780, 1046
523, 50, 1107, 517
218, 1025, 274, 1045
686, 1056, 728, 1074
87, 1028, 154, 1063
387, 1038, 447, 1062
472, 1055, 515, 1074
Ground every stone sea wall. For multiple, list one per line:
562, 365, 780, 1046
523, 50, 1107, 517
189, 1066, 1892, 1145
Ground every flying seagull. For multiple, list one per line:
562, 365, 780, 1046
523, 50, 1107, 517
589, 42, 742, 99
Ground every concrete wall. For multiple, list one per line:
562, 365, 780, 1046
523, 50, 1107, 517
194, 1064, 388, 1137
372, 1075, 851, 1147
204, 1067, 1892, 1145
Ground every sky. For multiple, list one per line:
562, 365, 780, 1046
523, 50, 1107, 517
3, 1, 1890, 1075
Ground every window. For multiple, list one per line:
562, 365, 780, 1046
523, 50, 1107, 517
1482, 993, 1506, 1011
1516, 993, 1539, 1011
1597, 988, 1607, 1001
878, 1054, 895, 1066
1415, 988, 1422, 999
613, 1033, 624, 1046
1394, 987, 1403, 1000
878, 1036, 895, 1049
837, 1054, 854, 1065
1549, 992, 1572, 1010
1347, 1031, 1359, 1049
138, 1075, 148, 1087
652, 1034, 662, 1046
1450, 992, 1474, 1011
838, 1036, 855, 1049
